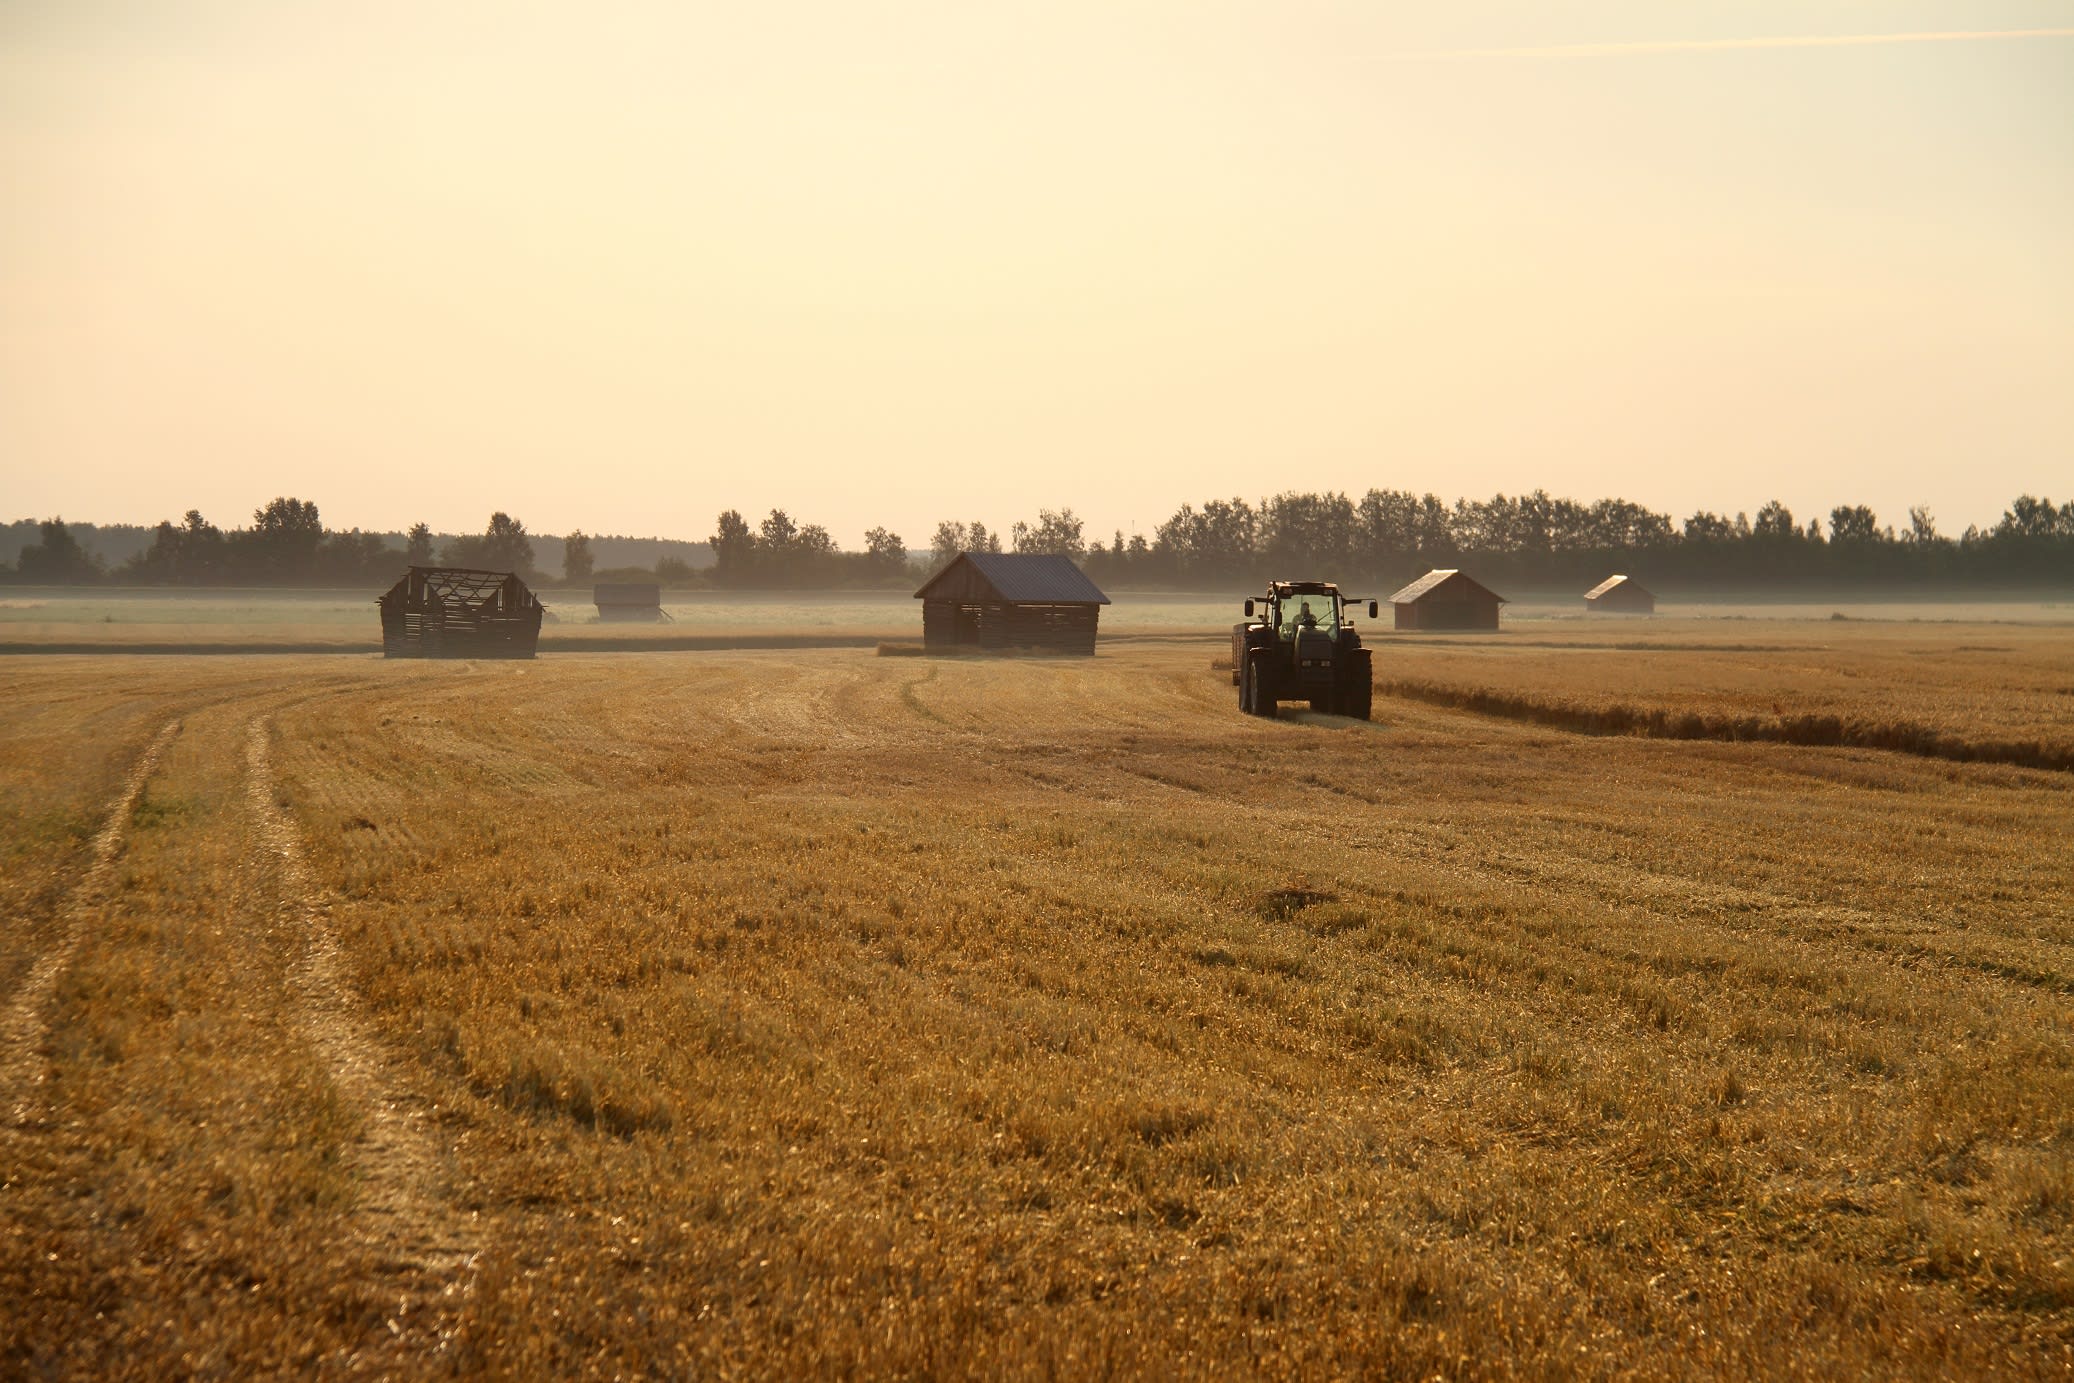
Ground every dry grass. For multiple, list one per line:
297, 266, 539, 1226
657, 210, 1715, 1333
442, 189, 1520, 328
2, 629, 2070, 1378
1371, 622, 2074, 761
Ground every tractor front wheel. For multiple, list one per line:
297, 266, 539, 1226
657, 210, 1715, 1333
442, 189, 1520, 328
1343, 652, 1374, 721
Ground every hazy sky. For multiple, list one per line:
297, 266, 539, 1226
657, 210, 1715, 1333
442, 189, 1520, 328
4, 1, 2070, 547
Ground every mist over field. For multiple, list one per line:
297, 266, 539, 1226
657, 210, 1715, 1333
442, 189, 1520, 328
4, 1, 2072, 1377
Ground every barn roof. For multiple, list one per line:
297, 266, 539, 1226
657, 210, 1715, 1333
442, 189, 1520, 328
914, 552, 1111, 605
1584, 574, 1651, 600
1387, 568, 1506, 606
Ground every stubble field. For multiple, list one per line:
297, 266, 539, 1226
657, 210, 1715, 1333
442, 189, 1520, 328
2, 621, 2070, 1378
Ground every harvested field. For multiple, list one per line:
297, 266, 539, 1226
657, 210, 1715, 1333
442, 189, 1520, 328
1, 628, 2070, 1378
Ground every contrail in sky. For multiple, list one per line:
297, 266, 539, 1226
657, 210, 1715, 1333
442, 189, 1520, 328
1389, 28, 2074, 60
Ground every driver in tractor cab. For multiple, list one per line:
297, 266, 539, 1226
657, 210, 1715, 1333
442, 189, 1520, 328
1281, 596, 1324, 638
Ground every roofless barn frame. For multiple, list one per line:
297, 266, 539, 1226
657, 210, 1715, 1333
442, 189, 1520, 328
378, 566, 543, 659
914, 552, 1110, 655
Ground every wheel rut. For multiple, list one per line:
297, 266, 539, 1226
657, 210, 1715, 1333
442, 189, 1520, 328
1, 719, 181, 1129
243, 717, 482, 1349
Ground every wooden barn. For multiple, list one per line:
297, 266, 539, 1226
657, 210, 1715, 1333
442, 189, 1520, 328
377, 566, 543, 659
1388, 569, 1505, 631
594, 582, 666, 622
1584, 574, 1655, 614
914, 552, 1110, 656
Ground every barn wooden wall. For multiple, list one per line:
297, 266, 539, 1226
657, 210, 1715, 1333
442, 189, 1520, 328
921, 601, 1099, 656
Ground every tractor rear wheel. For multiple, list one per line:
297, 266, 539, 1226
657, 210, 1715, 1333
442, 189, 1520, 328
1243, 652, 1275, 717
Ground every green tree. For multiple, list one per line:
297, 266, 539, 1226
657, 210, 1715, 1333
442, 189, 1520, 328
1752, 501, 1797, 540
484, 512, 534, 573
863, 527, 908, 577
1827, 505, 1880, 545
758, 510, 800, 556
563, 530, 594, 584
405, 522, 434, 565
245, 496, 325, 580
1996, 495, 2064, 539
927, 519, 1000, 571
710, 510, 754, 585
1011, 508, 1086, 559
1682, 511, 1736, 543
126, 510, 225, 583
316, 529, 394, 583
443, 512, 535, 575
16, 518, 100, 582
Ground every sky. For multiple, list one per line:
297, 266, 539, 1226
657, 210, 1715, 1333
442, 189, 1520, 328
3, 0, 2070, 547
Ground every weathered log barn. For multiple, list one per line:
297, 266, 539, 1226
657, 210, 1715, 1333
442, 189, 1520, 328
914, 552, 1110, 655
1388, 569, 1505, 631
1583, 574, 1656, 614
594, 582, 666, 622
378, 566, 543, 658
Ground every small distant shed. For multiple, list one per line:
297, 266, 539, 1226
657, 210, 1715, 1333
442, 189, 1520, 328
913, 552, 1110, 655
1584, 574, 1655, 614
1388, 569, 1505, 631
377, 566, 542, 659
594, 582, 666, 622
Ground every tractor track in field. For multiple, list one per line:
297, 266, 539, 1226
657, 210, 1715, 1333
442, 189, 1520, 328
244, 716, 482, 1356
0, 719, 182, 1130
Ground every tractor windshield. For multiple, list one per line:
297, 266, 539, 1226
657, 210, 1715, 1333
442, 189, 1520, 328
1278, 594, 1339, 639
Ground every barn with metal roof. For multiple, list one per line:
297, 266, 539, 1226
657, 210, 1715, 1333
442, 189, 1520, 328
1583, 574, 1655, 614
913, 552, 1111, 655
1387, 569, 1505, 631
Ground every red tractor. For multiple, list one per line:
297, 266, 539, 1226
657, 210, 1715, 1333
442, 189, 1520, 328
1231, 582, 1377, 719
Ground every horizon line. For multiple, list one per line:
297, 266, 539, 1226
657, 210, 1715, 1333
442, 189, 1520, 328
1381, 28, 2074, 61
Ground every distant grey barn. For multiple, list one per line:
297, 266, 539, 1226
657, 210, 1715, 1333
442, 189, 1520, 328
914, 552, 1110, 655
1387, 569, 1505, 631
1583, 574, 1655, 614
594, 582, 665, 622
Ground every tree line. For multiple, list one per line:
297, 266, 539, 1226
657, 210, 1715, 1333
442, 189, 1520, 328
7, 489, 2071, 591
0, 504, 704, 588
704, 492, 2072, 589
1067, 490, 2074, 589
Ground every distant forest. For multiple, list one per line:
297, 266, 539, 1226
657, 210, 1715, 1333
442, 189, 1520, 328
4, 490, 2071, 592
0, 506, 711, 589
